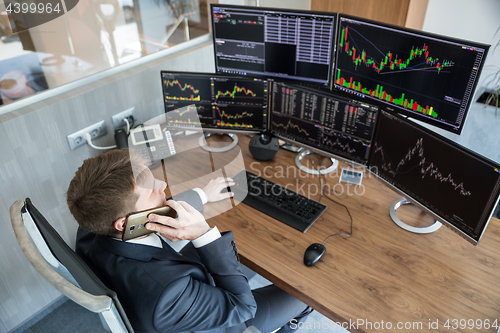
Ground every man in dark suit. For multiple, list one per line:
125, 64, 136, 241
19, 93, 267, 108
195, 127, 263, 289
67, 149, 311, 333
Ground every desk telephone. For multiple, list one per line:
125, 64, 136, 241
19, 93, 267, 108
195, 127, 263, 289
115, 124, 176, 163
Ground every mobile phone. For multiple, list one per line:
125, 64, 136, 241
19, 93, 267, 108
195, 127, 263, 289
122, 205, 177, 241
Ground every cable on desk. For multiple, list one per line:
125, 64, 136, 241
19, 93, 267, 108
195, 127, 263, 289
310, 157, 324, 203
311, 155, 353, 245
320, 195, 353, 245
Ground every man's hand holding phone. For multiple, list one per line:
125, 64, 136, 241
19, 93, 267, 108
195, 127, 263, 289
146, 200, 211, 242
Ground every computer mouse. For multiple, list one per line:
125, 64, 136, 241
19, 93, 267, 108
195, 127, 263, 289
304, 243, 326, 266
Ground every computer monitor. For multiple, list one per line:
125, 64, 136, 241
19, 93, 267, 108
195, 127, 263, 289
368, 111, 500, 245
270, 81, 379, 165
334, 15, 489, 134
161, 71, 269, 133
211, 4, 337, 89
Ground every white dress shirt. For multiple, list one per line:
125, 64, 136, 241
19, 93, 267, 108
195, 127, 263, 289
126, 227, 221, 249
125, 188, 220, 249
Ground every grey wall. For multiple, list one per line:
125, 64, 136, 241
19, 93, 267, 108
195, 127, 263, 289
423, 0, 500, 94
420, 102, 500, 165
419, 0, 500, 163
0, 40, 214, 333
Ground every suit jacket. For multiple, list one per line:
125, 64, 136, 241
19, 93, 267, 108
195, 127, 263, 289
75, 190, 256, 333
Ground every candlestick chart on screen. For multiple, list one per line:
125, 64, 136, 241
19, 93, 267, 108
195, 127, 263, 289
163, 78, 211, 102
162, 72, 269, 131
163, 76, 213, 127
214, 105, 264, 129
334, 17, 487, 134
166, 104, 213, 126
213, 80, 265, 105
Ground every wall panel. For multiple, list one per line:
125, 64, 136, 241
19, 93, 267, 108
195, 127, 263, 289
311, 0, 410, 26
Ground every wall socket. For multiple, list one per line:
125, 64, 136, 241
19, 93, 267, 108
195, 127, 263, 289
112, 107, 138, 129
67, 120, 108, 150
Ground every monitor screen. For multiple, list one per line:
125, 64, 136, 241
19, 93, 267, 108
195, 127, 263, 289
161, 71, 269, 133
334, 15, 489, 134
270, 81, 379, 164
211, 4, 336, 89
368, 111, 500, 245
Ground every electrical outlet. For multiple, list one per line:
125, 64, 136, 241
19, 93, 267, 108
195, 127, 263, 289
112, 107, 137, 129
67, 120, 108, 150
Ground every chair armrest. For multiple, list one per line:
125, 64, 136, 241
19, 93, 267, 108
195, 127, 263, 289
10, 200, 113, 313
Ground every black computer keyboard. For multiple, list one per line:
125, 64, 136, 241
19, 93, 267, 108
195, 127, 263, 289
230, 171, 327, 232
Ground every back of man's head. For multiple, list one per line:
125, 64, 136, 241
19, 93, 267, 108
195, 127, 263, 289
67, 149, 138, 237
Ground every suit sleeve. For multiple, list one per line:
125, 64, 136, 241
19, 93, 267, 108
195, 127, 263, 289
152, 232, 257, 332
170, 189, 204, 212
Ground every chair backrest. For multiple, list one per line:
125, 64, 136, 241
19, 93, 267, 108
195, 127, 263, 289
10, 199, 134, 333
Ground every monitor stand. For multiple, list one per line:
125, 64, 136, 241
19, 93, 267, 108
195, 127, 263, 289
198, 132, 238, 153
281, 143, 303, 153
295, 150, 338, 175
389, 198, 442, 234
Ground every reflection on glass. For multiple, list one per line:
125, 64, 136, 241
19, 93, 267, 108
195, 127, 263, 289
0, 0, 209, 106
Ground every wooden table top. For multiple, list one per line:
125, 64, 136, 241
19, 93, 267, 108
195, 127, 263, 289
161, 133, 500, 333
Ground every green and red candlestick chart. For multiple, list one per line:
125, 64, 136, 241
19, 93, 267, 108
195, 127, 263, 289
339, 27, 453, 73
335, 26, 459, 119
336, 69, 438, 117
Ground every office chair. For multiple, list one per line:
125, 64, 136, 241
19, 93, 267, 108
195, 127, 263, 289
10, 198, 134, 333
10, 199, 262, 333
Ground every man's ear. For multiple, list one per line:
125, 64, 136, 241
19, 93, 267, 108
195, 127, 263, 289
114, 217, 127, 232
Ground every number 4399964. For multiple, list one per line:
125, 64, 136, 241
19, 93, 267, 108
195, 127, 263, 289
444, 319, 498, 330
6, 2, 61, 14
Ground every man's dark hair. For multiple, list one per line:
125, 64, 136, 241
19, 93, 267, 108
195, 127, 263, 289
67, 149, 139, 237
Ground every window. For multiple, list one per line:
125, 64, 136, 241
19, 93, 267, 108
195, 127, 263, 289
0, 0, 209, 106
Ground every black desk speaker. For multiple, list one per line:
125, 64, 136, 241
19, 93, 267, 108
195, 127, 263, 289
249, 134, 279, 161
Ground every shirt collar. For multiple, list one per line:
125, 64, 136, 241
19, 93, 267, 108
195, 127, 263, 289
113, 233, 163, 248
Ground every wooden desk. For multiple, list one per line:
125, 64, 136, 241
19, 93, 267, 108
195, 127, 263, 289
166, 134, 500, 333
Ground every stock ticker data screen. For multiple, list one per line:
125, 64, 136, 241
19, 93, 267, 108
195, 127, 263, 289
270, 81, 379, 164
333, 15, 488, 134
211, 5, 336, 88
161, 72, 269, 132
